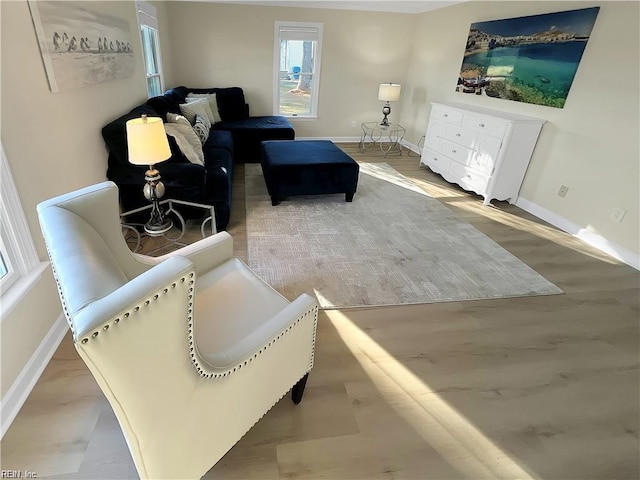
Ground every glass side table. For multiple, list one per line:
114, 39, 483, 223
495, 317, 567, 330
121, 199, 216, 256
359, 122, 406, 156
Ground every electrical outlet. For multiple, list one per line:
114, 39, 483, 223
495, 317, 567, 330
557, 185, 569, 198
351, 121, 357, 128
610, 206, 626, 223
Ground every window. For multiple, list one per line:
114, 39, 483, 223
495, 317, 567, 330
136, 1, 163, 98
0, 142, 46, 318
274, 21, 323, 118
0, 239, 17, 292
0, 252, 8, 279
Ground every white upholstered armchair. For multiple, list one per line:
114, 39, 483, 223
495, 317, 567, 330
37, 181, 318, 479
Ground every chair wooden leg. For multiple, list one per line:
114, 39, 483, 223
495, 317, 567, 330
291, 373, 309, 405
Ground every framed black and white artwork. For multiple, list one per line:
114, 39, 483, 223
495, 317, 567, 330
28, 1, 135, 92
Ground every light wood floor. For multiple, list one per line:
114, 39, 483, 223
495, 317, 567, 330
2, 144, 638, 479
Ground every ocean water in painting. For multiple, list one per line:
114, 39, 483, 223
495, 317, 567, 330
463, 41, 589, 102
458, 7, 600, 108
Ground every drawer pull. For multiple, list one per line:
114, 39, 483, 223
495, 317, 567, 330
443, 114, 448, 117
433, 157, 438, 162
479, 123, 485, 128
452, 149, 457, 153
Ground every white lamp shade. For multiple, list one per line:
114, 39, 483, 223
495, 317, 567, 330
378, 83, 402, 102
126, 116, 171, 166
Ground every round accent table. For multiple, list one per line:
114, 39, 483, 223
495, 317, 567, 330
359, 122, 406, 156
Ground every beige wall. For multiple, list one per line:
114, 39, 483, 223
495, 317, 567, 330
403, 1, 639, 257
0, 270, 60, 399
164, 2, 416, 138
0, 0, 158, 401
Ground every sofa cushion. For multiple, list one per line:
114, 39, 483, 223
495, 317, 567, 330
193, 115, 211, 144
179, 99, 212, 127
217, 116, 293, 132
187, 87, 248, 122
201, 145, 233, 230
186, 97, 217, 126
187, 92, 222, 123
166, 135, 190, 164
214, 116, 294, 163
166, 112, 192, 128
164, 123, 204, 166
216, 88, 248, 122
205, 130, 233, 156
145, 90, 183, 120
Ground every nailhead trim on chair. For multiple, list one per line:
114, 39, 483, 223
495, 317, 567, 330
42, 238, 76, 338
309, 306, 318, 370
188, 302, 319, 379
76, 270, 197, 346
64, 264, 319, 381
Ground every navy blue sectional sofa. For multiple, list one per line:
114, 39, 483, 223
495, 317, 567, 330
102, 86, 294, 231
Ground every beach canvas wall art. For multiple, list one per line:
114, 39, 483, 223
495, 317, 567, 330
457, 7, 600, 108
28, 1, 135, 92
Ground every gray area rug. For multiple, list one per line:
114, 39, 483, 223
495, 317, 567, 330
245, 162, 563, 309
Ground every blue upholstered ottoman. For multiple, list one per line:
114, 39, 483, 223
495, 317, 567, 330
261, 140, 359, 206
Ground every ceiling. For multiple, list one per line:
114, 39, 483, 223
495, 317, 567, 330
202, 0, 464, 14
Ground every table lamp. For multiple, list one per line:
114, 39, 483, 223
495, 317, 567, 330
126, 114, 173, 235
378, 83, 402, 126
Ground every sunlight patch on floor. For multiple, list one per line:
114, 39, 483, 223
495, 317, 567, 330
412, 166, 470, 199
448, 198, 621, 265
326, 309, 539, 480
359, 162, 430, 196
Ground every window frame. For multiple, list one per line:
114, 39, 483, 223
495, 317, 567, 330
273, 21, 324, 119
136, 0, 164, 98
0, 143, 47, 320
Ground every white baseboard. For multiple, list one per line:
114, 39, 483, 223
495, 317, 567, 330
1, 313, 68, 438
516, 197, 639, 271
401, 139, 421, 155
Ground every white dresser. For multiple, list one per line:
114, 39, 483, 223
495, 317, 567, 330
420, 102, 544, 205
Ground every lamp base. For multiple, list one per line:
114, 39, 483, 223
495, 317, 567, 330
144, 217, 173, 236
142, 167, 173, 236
380, 102, 391, 126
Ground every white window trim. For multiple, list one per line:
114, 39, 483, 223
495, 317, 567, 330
136, 0, 164, 98
0, 143, 48, 321
273, 21, 323, 119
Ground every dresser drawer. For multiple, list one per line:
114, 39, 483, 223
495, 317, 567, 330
462, 113, 508, 138
431, 104, 463, 125
439, 138, 475, 166
421, 148, 452, 175
468, 152, 494, 174
470, 134, 502, 172
450, 162, 490, 192
423, 134, 441, 153
425, 120, 445, 147
442, 124, 478, 149
475, 134, 502, 159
